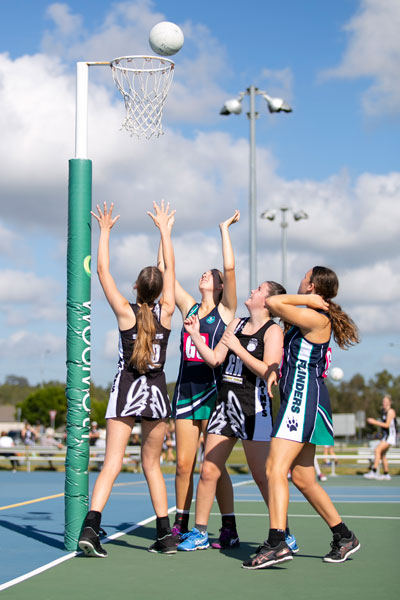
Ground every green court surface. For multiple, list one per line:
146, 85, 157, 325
2, 478, 398, 600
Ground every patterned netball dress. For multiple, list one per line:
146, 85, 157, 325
172, 303, 226, 420
272, 319, 334, 446
106, 303, 171, 420
207, 318, 274, 441
381, 409, 397, 445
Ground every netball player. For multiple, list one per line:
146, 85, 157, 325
242, 266, 361, 569
177, 281, 297, 552
78, 200, 177, 557
158, 211, 240, 548
364, 395, 397, 480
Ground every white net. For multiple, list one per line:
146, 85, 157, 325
110, 55, 175, 139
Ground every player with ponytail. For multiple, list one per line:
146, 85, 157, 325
78, 200, 178, 558
242, 266, 361, 569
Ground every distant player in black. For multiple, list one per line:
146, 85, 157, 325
364, 395, 397, 480
78, 200, 177, 558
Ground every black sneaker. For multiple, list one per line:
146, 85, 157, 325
78, 527, 108, 558
242, 540, 293, 570
323, 532, 360, 563
148, 533, 178, 554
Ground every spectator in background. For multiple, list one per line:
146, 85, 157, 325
21, 422, 37, 446
41, 427, 64, 471
89, 422, 100, 447
0, 431, 18, 472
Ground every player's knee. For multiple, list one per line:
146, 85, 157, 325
200, 460, 220, 483
175, 456, 194, 478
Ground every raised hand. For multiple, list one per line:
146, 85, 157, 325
91, 202, 120, 230
304, 294, 329, 311
220, 329, 240, 353
220, 209, 240, 230
184, 315, 200, 336
147, 199, 176, 230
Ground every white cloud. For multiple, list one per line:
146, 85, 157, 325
321, 0, 400, 115
0, 330, 64, 358
0, 269, 59, 303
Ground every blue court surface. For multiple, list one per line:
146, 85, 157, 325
1, 471, 399, 593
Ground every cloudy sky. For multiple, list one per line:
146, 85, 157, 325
0, 0, 399, 388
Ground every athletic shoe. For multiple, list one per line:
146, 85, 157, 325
318, 473, 328, 482
177, 527, 209, 551
211, 527, 240, 549
148, 533, 178, 554
323, 532, 360, 563
285, 533, 299, 554
242, 540, 293, 570
78, 526, 108, 558
363, 471, 379, 480
379, 474, 391, 481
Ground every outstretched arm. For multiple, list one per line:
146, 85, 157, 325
156, 210, 195, 318
91, 202, 132, 326
184, 315, 233, 367
148, 200, 176, 322
219, 210, 240, 321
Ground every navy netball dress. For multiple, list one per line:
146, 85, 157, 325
272, 322, 334, 446
172, 303, 226, 420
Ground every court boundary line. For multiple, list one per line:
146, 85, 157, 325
209, 512, 400, 520
0, 478, 253, 591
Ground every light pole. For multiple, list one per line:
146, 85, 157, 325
220, 87, 292, 291
260, 207, 308, 289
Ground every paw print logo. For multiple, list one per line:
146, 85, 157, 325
287, 417, 298, 432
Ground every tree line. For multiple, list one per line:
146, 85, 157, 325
0, 371, 398, 432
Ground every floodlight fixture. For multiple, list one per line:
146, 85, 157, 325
263, 93, 292, 113
220, 97, 243, 115
261, 207, 309, 288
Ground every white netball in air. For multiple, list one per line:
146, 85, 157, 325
329, 367, 344, 382
149, 21, 184, 56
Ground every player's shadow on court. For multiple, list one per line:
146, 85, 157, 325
101, 522, 157, 552
0, 519, 65, 550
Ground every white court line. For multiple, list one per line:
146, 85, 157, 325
0, 479, 252, 592
233, 499, 400, 503
209, 512, 400, 520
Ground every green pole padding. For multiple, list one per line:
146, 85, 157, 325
65, 158, 92, 551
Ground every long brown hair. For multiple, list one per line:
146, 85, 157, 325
130, 266, 163, 374
310, 266, 360, 349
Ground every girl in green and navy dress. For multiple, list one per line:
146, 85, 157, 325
158, 210, 240, 547
242, 266, 361, 570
